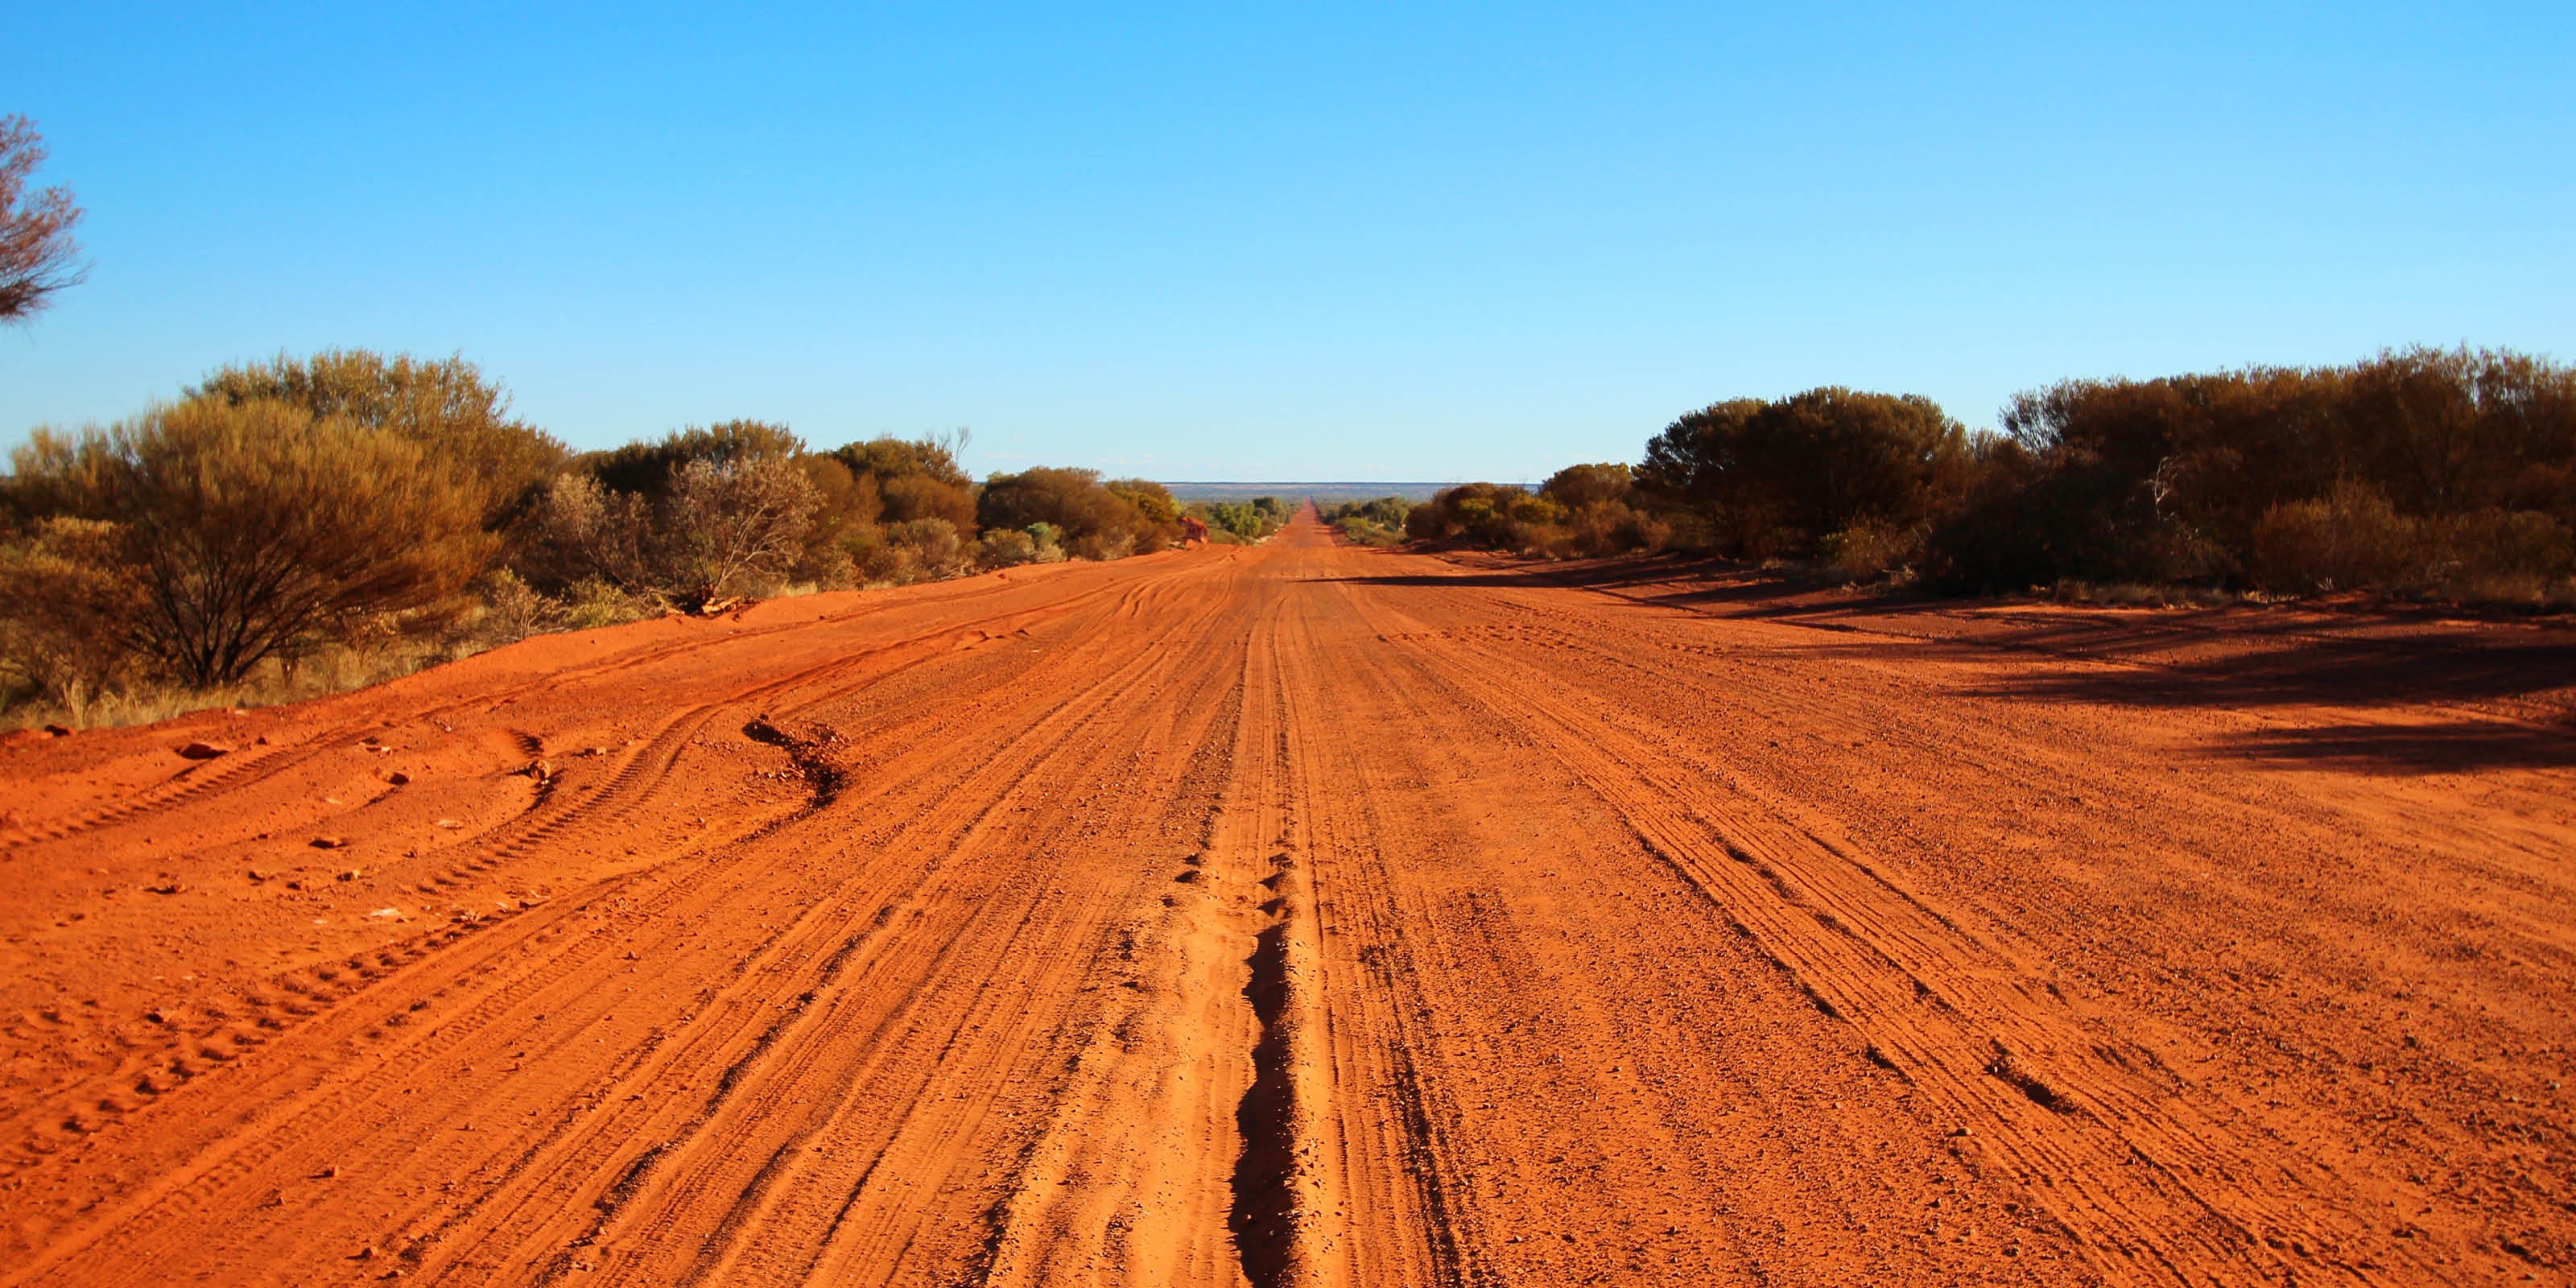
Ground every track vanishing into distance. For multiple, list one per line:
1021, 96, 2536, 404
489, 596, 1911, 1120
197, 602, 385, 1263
3, 509, 2573, 1286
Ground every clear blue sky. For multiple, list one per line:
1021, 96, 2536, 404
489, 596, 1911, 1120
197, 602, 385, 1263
6, 2, 2569, 481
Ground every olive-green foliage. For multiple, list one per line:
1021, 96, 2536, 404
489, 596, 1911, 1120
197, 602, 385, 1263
979, 466, 1168, 559
832, 435, 979, 531
1401, 479, 1576, 554
1535, 463, 1670, 557
2, 398, 494, 687
865, 518, 968, 583
1641, 388, 1974, 560
976, 524, 1068, 568
782, 435, 984, 587
1106, 479, 1180, 527
791, 454, 879, 588
521, 421, 820, 606
1325, 496, 1414, 530
1923, 346, 2576, 598
1539, 463, 1633, 510
584, 419, 805, 497
2247, 481, 2574, 600
192, 350, 564, 526
1319, 496, 1415, 547
0, 516, 141, 704
1188, 496, 1292, 542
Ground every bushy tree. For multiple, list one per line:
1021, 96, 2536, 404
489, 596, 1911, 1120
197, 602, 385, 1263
831, 434, 980, 531
791, 454, 879, 587
1641, 388, 1971, 558
0, 116, 83, 323
522, 473, 655, 594
657, 456, 819, 600
2344, 346, 2576, 520
979, 466, 1162, 559
1407, 484, 1543, 546
1539, 463, 1633, 510
518, 422, 819, 606
0, 517, 139, 704
192, 350, 564, 524
1319, 496, 1417, 546
5, 398, 494, 685
1943, 347, 2576, 595
1191, 497, 1293, 542
1106, 478, 1181, 526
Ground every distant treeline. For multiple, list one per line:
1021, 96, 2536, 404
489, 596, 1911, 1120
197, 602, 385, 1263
0, 350, 1294, 721
1407, 347, 2576, 606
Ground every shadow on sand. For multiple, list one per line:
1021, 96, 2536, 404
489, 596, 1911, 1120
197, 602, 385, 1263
2207, 721, 2576, 774
1336, 551, 2576, 772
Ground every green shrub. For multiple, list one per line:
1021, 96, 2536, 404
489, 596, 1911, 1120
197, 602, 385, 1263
2249, 481, 2425, 594
1190, 498, 1290, 542
1641, 389, 1973, 559
834, 435, 979, 531
0, 516, 142, 707
5, 397, 494, 686
980, 466, 1163, 557
563, 577, 651, 628
519, 430, 819, 608
1820, 521, 1917, 578
192, 349, 564, 526
978, 527, 1039, 568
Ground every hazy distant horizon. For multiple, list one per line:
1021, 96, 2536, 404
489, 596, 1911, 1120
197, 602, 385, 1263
1161, 481, 1458, 504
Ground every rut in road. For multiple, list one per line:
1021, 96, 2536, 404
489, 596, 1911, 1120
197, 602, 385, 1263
3, 509, 2573, 1286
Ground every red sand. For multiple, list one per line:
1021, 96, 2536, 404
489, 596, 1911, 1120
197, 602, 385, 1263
4, 510, 2572, 1285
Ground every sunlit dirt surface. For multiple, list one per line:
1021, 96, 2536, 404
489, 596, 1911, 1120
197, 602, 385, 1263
4, 510, 2572, 1286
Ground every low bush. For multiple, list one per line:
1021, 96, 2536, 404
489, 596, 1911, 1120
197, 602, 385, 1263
4, 397, 495, 687
1960, 347, 2576, 602
1409, 470, 1668, 559
2248, 481, 2425, 595
518, 424, 819, 609
1818, 521, 1916, 579
191, 349, 565, 526
1189, 496, 1292, 542
976, 524, 1070, 568
980, 466, 1171, 558
1320, 496, 1414, 547
1640, 390, 1975, 559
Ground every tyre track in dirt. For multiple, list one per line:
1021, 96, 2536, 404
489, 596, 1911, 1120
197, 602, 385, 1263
5, 514, 2570, 1286
1329, 551, 2574, 1282
1368, 605, 2352, 1280
1268, 564, 2066, 1285
0, 559, 1223, 1282
0, 578, 1162, 1187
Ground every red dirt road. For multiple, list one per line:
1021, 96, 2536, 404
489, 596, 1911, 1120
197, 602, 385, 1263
4, 510, 2573, 1286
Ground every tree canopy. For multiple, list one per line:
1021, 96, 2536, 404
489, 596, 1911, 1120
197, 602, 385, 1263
193, 350, 564, 524
0, 116, 84, 323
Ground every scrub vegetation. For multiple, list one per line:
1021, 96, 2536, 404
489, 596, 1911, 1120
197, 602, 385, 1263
1187, 495, 1294, 543
0, 350, 1208, 728
1406, 346, 2576, 608
9, 343, 2570, 729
